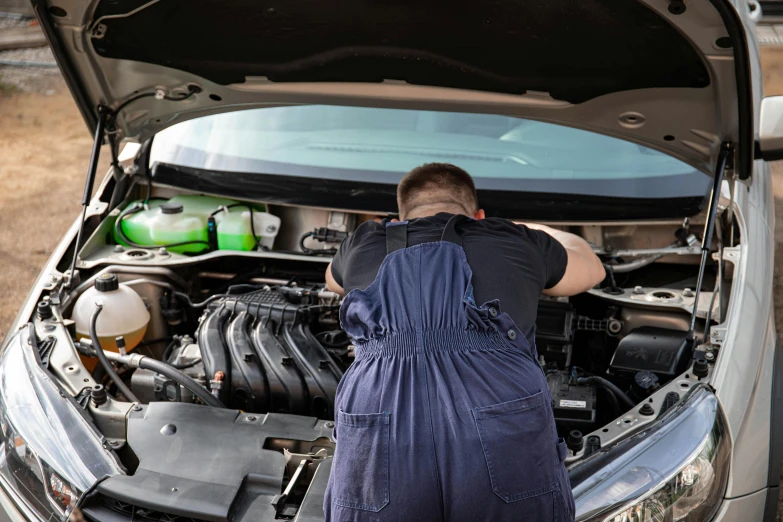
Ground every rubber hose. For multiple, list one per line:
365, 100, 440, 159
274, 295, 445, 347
136, 357, 224, 408
89, 305, 140, 403
577, 376, 635, 410
170, 358, 202, 370
602, 386, 621, 417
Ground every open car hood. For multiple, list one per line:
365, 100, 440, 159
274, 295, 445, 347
33, 0, 753, 178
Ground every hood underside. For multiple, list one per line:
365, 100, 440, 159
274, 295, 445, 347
34, 0, 751, 178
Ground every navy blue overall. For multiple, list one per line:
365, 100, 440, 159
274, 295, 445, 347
324, 216, 575, 522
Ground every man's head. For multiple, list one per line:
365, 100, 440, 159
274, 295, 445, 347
397, 163, 484, 221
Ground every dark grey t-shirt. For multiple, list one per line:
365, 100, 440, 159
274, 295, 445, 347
331, 213, 568, 339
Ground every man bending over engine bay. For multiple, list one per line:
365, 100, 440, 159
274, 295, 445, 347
323, 163, 605, 522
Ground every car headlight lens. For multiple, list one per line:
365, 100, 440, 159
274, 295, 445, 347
0, 325, 121, 520
572, 385, 730, 522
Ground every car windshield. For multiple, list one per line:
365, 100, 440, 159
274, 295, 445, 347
149, 105, 711, 218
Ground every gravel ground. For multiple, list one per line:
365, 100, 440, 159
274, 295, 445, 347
0, 16, 31, 31
0, 45, 60, 94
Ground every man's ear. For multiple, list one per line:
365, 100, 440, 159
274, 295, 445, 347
474, 209, 485, 220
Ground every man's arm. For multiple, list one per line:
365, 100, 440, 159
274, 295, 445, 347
325, 262, 346, 296
524, 223, 605, 297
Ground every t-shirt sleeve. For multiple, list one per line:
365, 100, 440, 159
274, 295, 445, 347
329, 220, 382, 288
527, 228, 569, 289
329, 233, 355, 288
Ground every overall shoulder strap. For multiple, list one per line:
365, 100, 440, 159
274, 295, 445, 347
386, 221, 409, 254
441, 215, 472, 245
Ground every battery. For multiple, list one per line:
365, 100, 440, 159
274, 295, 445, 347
546, 371, 597, 431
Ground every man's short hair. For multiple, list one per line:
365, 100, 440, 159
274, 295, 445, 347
397, 163, 479, 219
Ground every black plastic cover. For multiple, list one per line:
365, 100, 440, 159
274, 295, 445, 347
95, 402, 334, 522
535, 300, 575, 368
610, 326, 691, 377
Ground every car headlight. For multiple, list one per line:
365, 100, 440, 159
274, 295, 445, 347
0, 325, 121, 520
572, 385, 730, 522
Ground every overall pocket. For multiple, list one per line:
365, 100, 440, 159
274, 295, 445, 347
332, 410, 390, 512
472, 391, 559, 503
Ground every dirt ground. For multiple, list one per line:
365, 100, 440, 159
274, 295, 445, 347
1, 39, 783, 517
0, 85, 109, 337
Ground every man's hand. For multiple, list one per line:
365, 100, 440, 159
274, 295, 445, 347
325, 262, 346, 296
523, 223, 605, 296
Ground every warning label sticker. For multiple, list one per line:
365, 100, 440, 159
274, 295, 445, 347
559, 400, 587, 409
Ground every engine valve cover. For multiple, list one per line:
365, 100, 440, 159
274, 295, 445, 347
197, 288, 343, 419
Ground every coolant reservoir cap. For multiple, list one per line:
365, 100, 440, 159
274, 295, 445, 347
160, 202, 184, 215
95, 273, 119, 292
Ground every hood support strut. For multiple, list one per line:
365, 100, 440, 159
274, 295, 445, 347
66, 106, 108, 289
687, 141, 733, 344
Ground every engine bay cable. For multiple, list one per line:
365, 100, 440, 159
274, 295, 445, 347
88, 304, 140, 403
576, 376, 635, 410
78, 337, 224, 408
299, 228, 348, 256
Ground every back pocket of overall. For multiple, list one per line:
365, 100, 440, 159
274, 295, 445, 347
332, 410, 390, 512
472, 391, 559, 503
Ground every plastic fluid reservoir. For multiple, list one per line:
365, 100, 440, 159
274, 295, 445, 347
216, 209, 281, 251
72, 273, 150, 359
115, 195, 263, 254
116, 200, 210, 254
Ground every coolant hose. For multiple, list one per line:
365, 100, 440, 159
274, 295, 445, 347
135, 357, 225, 408
89, 305, 140, 403
576, 376, 635, 410
81, 341, 225, 408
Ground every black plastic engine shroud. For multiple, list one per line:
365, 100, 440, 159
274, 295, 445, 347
197, 290, 343, 419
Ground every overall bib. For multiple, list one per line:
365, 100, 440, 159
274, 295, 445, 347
325, 215, 575, 522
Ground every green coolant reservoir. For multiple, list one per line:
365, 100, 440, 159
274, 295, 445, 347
216, 209, 281, 251
114, 195, 272, 254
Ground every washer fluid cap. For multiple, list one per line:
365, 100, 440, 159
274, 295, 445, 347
160, 202, 184, 214
95, 273, 119, 292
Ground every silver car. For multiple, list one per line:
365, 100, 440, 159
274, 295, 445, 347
1, 0, 782, 520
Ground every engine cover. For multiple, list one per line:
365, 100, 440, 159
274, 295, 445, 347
197, 288, 343, 419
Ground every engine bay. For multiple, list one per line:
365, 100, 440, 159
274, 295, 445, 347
22, 183, 736, 520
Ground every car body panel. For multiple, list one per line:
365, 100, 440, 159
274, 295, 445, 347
709, 1, 778, 500
713, 489, 767, 521
30, 0, 753, 178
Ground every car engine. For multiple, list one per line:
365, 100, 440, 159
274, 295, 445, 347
133, 285, 347, 418
117, 265, 706, 439
26, 189, 731, 520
